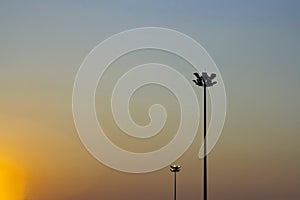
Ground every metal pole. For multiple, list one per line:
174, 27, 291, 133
170, 165, 181, 200
174, 172, 177, 200
203, 83, 207, 200
193, 72, 216, 200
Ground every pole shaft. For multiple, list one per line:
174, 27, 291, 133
204, 84, 207, 200
174, 172, 177, 200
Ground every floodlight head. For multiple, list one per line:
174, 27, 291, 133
193, 71, 217, 87
202, 72, 209, 80
210, 73, 216, 79
193, 72, 204, 86
193, 72, 201, 79
170, 165, 181, 172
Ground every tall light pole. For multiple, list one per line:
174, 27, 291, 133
193, 72, 217, 200
170, 165, 181, 200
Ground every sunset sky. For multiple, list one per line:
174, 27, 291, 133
1, 1, 300, 200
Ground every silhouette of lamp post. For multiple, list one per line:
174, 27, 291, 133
170, 165, 181, 200
193, 72, 217, 200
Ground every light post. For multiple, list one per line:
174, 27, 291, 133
193, 72, 217, 200
170, 165, 181, 200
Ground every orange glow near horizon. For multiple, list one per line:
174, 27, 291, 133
0, 160, 25, 200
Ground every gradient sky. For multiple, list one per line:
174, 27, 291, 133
1, 1, 300, 200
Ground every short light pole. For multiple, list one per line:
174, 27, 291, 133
170, 165, 181, 200
193, 72, 217, 200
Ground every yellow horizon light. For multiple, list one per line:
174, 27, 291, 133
0, 160, 25, 200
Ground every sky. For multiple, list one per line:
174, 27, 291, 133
0, 0, 300, 200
